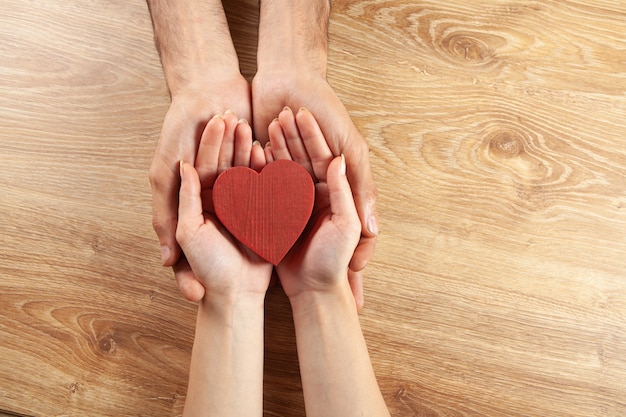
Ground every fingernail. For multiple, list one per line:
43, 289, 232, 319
299, 107, 309, 113
238, 118, 249, 125
252, 140, 261, 146
160, 245, 171, 264
211, 114, 222, 121
367, 216, 379, 236
179, 160, 185, 179
264, 142, 272, 148
224, 109, 235, 116
282, 106, 292, 112
340, 154, 346, 175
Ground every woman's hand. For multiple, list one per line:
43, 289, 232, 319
176, 112, 271, 302
266, 108, 362, 301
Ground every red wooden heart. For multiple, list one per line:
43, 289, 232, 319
212, 160, 315, 265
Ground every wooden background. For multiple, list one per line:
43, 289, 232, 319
1, 1, 625, 416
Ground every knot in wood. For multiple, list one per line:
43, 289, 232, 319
441, 32, 495, 64
98, 334, 117, 355
68, 381, 83, 395
488, 130, 523, 159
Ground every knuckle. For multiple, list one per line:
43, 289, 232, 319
174, 226, 185, 247
368, 182, 379, 201
149, 150, 179, 190
148, 162, 160, 187
175, 221, 193, 248
151, 213, 166, 236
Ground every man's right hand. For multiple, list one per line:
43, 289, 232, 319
146, 0, 251, 301
149, 77, 251, 301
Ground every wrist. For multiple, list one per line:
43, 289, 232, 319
199, 292, 266, 323
257, 0, 329, 77
168, 72, 249, 104
167, 68, 246, 101
148, 0, 242, 97
288, 280, 356, 317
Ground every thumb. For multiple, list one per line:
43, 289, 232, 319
176, 161, 204, 248
327, 155, 361, 240
175, 161, 208, 302
345, 146, 379, 239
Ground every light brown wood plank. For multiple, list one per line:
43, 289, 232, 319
2, 0, 625, 416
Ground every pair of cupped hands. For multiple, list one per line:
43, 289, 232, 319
177, 107, 364, 308
149, 75, 378, 309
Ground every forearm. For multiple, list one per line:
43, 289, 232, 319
257, 0, 330, 75
146, 0, 240, 96
183, 296, 265, 417
290, 282, 390, 417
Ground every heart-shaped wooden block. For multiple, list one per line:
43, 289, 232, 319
213, 159, 315, 265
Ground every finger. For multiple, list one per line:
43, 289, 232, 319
296, 107, 333, 182
345, 140, 380, 239
327, 155, 361, 241
173, 255, 205, 302
348, 268, 365, 312
217, 111, 239, 173
268, 118, 292, 161
264, 142, 275, 164
176, 162, 204, 249
349, 235, 376, 272
250, 140, 267, 172
196, 115, 225, 189
234, 119, 253, 167
150, 157, 183, 267
279, 107, 314, 174
174, 162, 206, 302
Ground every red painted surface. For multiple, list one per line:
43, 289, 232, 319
213, 160, 315, 265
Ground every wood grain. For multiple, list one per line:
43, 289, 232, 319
2, 0, 626, 416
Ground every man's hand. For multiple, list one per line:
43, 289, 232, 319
252, 74, 378, 310
253, 0, 378, 310
147, 0, 252, 300
150, 84, 251, 301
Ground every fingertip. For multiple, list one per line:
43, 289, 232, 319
358, 195, 380, 238
236, 119, 253, 139
173, 258, 206, 302
348, 269, 365, 312
250, 140, 267, 172
328, 154, 352, 196
181, 280, 205, 302
349, 235, 376, 272
264, 142, 275, 164
367, 214, 380, 237
340, 153, 346, 175
161, 244, 171, 265
160, 242, 182, 267
152, 216, 181, 267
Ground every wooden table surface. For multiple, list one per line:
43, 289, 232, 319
2, 1, 625, 416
